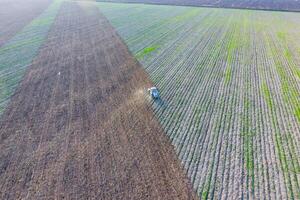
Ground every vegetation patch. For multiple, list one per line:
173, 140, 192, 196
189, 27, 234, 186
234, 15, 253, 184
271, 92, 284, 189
136, 45, 159, 58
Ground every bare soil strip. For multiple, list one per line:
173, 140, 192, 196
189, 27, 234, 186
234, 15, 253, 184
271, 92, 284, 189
0, 1, 196, 199
0, 0, 52, 47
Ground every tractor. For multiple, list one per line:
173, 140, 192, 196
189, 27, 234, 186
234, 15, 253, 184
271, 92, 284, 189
148, 87, 160, 99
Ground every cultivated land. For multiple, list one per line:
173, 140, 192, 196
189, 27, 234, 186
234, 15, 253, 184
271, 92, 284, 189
98, 0, 300, 12
0, 0, 52, 47
98, 2, 300, 199
0, 0, 62, 115
0, 1, 196, 199
0, 0, 299, 199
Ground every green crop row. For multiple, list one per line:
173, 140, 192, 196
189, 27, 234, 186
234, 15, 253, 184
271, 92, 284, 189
0, 0, 63, 115
98, 3, 300, 198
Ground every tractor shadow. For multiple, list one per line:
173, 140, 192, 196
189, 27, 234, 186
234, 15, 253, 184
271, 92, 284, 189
153, 98, 168, 110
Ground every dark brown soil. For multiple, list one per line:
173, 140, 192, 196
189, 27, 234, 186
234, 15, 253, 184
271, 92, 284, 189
0, 1, 197, 199
0, 0, 52, 47
98, 0, 300, 12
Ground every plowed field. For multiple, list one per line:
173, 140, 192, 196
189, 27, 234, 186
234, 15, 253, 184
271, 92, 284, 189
0, 1, 196, 199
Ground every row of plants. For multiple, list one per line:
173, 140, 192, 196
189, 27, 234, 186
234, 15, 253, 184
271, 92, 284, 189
0, 0, 63, 114
98, 3, 300, 199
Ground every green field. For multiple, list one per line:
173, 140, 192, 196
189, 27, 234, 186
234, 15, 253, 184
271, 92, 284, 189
98, 3, 300, 199
0, 0, 62, 113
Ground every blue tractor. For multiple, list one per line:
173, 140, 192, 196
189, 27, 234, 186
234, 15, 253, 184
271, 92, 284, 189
148, 87, 160, 99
